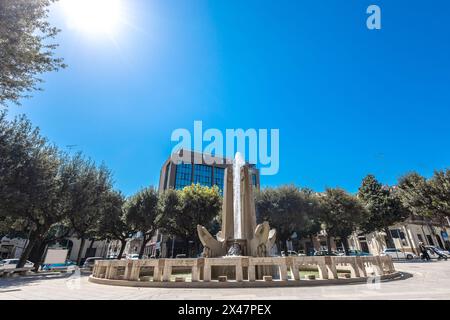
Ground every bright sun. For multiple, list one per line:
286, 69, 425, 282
61, 0, 122, 35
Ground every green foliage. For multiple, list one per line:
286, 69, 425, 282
0, 0, 66, 107
125, 187, 160, 235
159, 184, 222, 243
319, 188, 368, 240
124, 187, 161, 257
398, 170, 450, 223
62, 153, 114, 241
0, 111, 63, 234
96, 191, 130, 241
358, 174, 409, 233
0, 113, 119, 265
428, 169, 450, 220
255, 185, 322, 243
397, 172, 434, 217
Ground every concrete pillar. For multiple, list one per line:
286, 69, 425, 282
373, 256, 383, 276
350, 257, 360, 278
192, 259, 202, 282
248, 264, 256, 281
124, 261, 133, 280
323, 257, 336, 279
129, 262, 140, 281
236, 259, 243, 282
162, 264, 172, 282
356, 258, 367, 277
203, 260, 211, 282
291, 263, 300, 281
279, 264, 288, 281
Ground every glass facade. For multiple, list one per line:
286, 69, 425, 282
213, 167, 225, 193
173, 162, 257, 194
251, 174, 257, 187
193, 164, 212, 186
175, 164, 192, 190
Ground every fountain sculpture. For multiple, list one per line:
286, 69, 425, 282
90, 153, 398, 287
197, 153, 276, 258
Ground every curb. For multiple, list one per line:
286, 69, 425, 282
88, 271, 403, 289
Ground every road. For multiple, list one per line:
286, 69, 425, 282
0, 260, 449, 300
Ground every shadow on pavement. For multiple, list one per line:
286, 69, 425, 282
0, 272, 90, 289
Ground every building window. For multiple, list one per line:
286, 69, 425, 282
426, 235, 435, 246
252, 174, 257, 187
213, 167, 225, 193
175, 164, 192, 190
163, 163, 170, 189
193, 164, 212, 186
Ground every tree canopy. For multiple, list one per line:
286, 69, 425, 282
125, 187, 161, 258
255, 185, 322, 250
159, 184, 222, 256
319, 188, 368, 254
358, 174, 410, 245
0, 0, 66, 107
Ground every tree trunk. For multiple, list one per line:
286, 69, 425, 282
384, 227, 394, 248
30, 239, 47, 272
89, 238, 95, 249
326, 235, 332, 255
28, 237, 44, 264
309, 235, 315, 255
76, 238, 86, 266
138, 235, 149, 259
117, 239, 127, 260
185, 239, 190, 257
17, 231, 40, 268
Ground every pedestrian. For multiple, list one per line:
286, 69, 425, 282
419, 242, 431, 261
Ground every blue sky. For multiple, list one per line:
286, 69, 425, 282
8, 0, 450, 195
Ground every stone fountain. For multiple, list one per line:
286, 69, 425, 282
90, 153, 398, 287
197, 153, 276, 259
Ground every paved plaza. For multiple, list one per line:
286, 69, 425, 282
0, 261, 449, 300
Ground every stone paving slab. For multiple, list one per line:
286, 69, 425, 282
0, 261, 449, 300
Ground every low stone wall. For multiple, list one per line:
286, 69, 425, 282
91, 255, 396, 287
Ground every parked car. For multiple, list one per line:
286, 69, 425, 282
175, 254, 187, 259
314, 250, 339, 256
82, 257, 104, 270
347, 250, 372, 257
281, 250, 298, 257
0, 259, 34, 270
381, 248, 417, 260
127, 254, 139, 260
425, 246, 449, 260
41, 260, 76, 271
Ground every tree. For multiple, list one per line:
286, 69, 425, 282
125, 188, 161, 259
0, 112, 65, 268
319, 188, 368, 255
429, 169, 450, 221
398, 171, 450, 247
159, 184, 222, 257
0, 0, 66, 107
96, 191, 132, 260
358, 175, 410, 247
62, 154, 114, 265
255, 185, 321, 252
397, 172, 434, 217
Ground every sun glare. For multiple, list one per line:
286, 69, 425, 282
61, 0, 123, 35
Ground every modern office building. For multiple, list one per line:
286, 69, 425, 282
144, 149, 261, 258
158, 149, 260, 193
